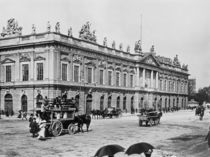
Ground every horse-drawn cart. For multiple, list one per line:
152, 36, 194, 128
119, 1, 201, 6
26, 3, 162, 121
46, 107, 77, 136
138, 111, 161, 126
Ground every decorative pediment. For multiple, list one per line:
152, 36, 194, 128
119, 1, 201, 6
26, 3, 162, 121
107, 65, 114, 70
130, 69, 135, 74
85, 61, 96, 67
98, 60, 106, 68
140, 54, 160, 67
73, 55, 82, 64
123, 69, 129, 73
34, 56, 46, 61
1, 58, 15, 64
115, 66, 121, 71
61, 57, 71, 63
20, 56, 31, 62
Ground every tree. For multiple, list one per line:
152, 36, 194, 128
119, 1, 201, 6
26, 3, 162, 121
194, 86, 210, 104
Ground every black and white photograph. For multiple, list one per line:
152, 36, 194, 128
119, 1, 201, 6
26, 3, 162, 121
0, 0, 209, 156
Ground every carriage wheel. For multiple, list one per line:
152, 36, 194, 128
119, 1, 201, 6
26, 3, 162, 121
139, 120, 142, 126
51, 121, 63, 137
148, 119, 153, 126
68, 123, 77, 135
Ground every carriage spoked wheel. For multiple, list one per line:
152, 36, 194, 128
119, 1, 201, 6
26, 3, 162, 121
68, 123, 77, 135
148, 119, 154, 126
51, 121, 63, 137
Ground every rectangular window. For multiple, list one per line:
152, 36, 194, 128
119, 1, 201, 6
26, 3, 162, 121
130, 75, 133, 87
37, 63, 43, 80
116, 72, 120, 86
74, 65, 79, 82
22, 64, 29, 81
62, 63, 67, 81
123, 73, 127, 87
6, 65, 11, 82
108, 71, 112, 86
87, 67, 92, 83
99, 69, 104, 85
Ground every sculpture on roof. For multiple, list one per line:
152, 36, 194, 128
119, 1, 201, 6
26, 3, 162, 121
103, 37, 107, 47
134, 40, 142, 53
79, 21, 97, 42
1, 18, 22, 37
47, 21, 51, 32
182, 64, 188, 71
173, 55, 181, 67
55, 22, 60, 33
127, 45, 130, 53
150, 45, 155, 52
32, 24, 36, 34
68, 27, 72, 37
112, 40, 116, 49
119, 43, 123, 51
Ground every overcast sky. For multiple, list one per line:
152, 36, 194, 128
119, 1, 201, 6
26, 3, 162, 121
0, 0, 209, 89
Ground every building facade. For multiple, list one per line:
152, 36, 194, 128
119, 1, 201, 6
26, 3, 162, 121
0, 19, 189, 115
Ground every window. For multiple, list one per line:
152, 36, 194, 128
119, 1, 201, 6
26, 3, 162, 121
62, 63, 67, 81
123, 73, 127, 87
73, 65, 79, 82
87, 67, 92, 83
37, 63, 43, 80
22, 64, 29, 81
130, 75, 133, 87
6, 65, 11, 82
108, 71, 112, 86
116, 72, 120, 86
99, 69, 104, 85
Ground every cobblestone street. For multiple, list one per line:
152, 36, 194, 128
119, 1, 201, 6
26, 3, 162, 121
0, 110, 210, 157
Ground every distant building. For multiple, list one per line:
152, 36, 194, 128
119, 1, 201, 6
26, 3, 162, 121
0, 19, 189, 115
188, 79, 196, 95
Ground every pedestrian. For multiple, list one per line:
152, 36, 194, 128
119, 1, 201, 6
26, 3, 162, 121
37, 119, 47, 140
205, 126, 210, 150
29, 118, 39, 137
29, 114, 33, 124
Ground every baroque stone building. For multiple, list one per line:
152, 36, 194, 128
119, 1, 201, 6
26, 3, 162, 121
0, 19, 189, 115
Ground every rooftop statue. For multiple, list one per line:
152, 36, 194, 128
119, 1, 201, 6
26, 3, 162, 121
47, 21, 51, 32
134, 40, 142, 53
32, 24, 36, 34
182, 64, 188, 71
150, 45, 155, 52
55, 22, 60, 33
119, 43, 123, 51
173, 55, 181, 67
1, 18, 22, 37
79, 21, 97, 42
112, 40, 116, 49
103, 37, 107, 47
127, 45, 130, 53
68, 27, 72, 37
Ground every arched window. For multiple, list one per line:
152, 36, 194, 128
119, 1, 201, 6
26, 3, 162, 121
21, 95, 27, 112
5, 94, 13, 116
116, 96, 120, 108
108, 95, 112, 108
123, 96, 126, 111
100, 96, 104, 111
36, 94, 43, 108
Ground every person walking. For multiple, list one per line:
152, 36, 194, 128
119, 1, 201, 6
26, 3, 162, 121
205, 126, 210, 150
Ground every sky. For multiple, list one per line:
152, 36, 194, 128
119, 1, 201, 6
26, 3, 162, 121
0, 0, 209, 89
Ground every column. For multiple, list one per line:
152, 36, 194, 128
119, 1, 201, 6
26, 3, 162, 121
156, 72, 159, 89
142, 68, 145, 88
151, 70, 153, 88
136, 67, 139, 87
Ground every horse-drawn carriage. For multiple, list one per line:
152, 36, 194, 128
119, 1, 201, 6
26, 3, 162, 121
138, 111, 162, 126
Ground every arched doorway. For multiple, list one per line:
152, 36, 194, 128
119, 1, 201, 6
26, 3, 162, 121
177, 97, 179, 107
131, 96, 134, 113
140, 97, 144, 109
36, 94, 43, 108
173, 99, 175, 107
86, 94, 92, 115
100, 95, 104, 111
5, 94, 13, 116
21, 95, 27, 112
159, 98, 162, 110
123, 96, 126, 111
165, 98, 167, 111
153, 97, 157, 110
108, 95, 112, 108
116, 96, 120, 108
